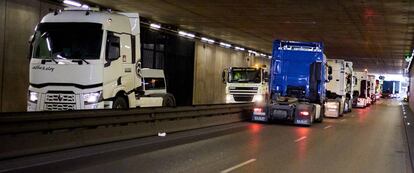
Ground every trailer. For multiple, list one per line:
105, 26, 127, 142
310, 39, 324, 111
252, 40, 332, 126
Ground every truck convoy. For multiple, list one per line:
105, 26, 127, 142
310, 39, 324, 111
27, 9, 175, 111
252, 40, 332, 126
223, 66, 269, 103
353, 71, 370, 108
324, 59, 354, 117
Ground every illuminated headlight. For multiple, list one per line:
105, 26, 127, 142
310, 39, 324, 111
28, 91, 38, 103
83, 91, 102, 104
253, 94, 264, 102
226, 94, 233, 102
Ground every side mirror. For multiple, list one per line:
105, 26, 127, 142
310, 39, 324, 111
222, 70, 226, 84
264, 71, 269, 82
27, 35, 35, 59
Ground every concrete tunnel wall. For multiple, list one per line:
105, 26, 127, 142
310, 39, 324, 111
0, 0, 61, 112
410, 64, 414, 111
0, 0, 270, 112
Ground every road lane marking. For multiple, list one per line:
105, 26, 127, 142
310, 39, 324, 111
294, 136, 307, 142
340, 119, 346, 122
324, 125, 332, 130
221, 159, 256, 173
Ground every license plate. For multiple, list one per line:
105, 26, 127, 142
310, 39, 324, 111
253, 115, 267, 121
295, 119, 309, 125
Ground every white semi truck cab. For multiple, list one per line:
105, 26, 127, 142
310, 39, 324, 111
344, 61, 354, 112
222, 66, 269, 103
27, 9, 175, 111
368, 74, 377, 103
325, 59, 350, 117
353, 71, 369, 108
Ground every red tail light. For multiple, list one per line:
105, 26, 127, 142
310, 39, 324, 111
254, 108, 263, 113
300, 111, 309, 116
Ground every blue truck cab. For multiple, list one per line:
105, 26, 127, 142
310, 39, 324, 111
253, 40, 332, 126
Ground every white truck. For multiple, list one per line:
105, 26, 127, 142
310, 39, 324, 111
27, 9, 175, 111
353, 71, 369, 108
324, 59, 353, 117
368, 74, 377, 103
222, 66, 269, 103
344, 61, 354, 112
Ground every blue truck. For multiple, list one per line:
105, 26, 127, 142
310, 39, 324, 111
252, 40, 332, 126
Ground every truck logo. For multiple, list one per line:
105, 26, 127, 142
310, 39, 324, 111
58, 95, 63, 101
32, 65, 55, 72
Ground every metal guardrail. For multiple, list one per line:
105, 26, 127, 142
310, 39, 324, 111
0, 103, 253, 160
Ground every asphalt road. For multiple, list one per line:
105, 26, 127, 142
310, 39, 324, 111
7, 99, 411, 173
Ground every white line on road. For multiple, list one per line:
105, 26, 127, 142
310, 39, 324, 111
294, 136, 307, 142
221, 159, 256, 173
324, 125, 332, 130
340, 119, 346, 122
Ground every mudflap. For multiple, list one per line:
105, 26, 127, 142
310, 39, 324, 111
294, 103, 314, 126
324, 99, 340, 118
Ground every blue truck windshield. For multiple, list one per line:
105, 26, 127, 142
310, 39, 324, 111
32, 23, 103, 60
229, 68, 261, 83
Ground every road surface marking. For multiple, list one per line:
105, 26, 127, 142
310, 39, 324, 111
340, 119, 346, 122
221, 159, 256, 173
324, 125, 332, 130
294, 136, 307, 142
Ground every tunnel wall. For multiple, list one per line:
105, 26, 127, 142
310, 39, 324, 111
140, 27, 195, 106
410, 65, 414, 111
0, 0, 60, 112
193, 41, 270, 105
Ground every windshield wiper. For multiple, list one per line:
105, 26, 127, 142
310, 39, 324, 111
79, 57, 90, 65
71, 57, 90, 65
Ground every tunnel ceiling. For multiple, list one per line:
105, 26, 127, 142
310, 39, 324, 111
85, 0, 414, 74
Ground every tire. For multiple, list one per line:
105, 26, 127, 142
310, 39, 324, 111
113, 96, 128, 109
162, 94, 176, 107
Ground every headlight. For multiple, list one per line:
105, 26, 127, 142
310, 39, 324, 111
28, 91, 38, 103
83, 91, 102, 104
226, 94, 233, 102
253, 94, 264, 102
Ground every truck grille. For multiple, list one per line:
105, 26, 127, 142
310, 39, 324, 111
44, 93, 76, 111
229, 87, 258, 94
45, 103, 75, 111
233, 95, 253, 102
45, 93, 76, 103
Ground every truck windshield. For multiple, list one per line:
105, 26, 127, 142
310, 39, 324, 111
32, 23, 103, 60
229, 68, 261, 83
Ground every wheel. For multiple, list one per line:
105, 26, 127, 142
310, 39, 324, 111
162, 94, 176, 107
113, 96, 128, 109
315, 105, 324, 123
